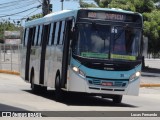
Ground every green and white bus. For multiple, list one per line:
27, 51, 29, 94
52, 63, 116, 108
21, 8, 143, 103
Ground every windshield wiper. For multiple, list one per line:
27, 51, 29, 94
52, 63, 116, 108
114, 27, 125, 41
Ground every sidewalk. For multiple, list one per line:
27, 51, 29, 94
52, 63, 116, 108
142, 59, 160, 77
141, 59, 160, 87
142, 67, 160, 77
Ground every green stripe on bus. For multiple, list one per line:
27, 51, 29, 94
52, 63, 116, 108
111, 54, 136, 60
81, 52, 108, 59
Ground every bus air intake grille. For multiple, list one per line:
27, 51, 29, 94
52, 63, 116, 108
89, 79, 127, 87
92, 80, 101, 85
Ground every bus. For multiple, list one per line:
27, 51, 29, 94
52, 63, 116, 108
20, 8, 143, 103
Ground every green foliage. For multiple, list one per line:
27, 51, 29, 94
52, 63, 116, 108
0, 21, 20, 40
94, 0, 160, 56
29, 14, 43, 21
79, 0, 97, 8
143, 10, 160, 54
109, 0, 135, 11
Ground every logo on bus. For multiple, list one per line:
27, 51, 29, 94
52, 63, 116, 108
120, 74, 124, 77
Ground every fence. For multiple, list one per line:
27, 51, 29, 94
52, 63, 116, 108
0, 44, 22, 73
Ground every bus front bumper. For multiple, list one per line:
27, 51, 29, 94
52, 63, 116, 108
67, 68, 140, 96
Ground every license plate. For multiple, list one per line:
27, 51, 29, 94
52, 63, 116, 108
102, 82, 113, 86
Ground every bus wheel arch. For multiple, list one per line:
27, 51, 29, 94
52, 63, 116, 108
30, 67, 38, 92
30, 67, 46, 93
30, 67, 34, 84
54, 70, 64, 101
55, 70, 61, 88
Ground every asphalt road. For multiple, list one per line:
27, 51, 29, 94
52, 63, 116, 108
0, 73, 160, 120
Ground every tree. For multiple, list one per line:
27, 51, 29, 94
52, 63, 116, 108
0, 20, 20, 41
95, 0, 112, 8
94, 0, 160, 54
28, 14, 43, 21
94, 0, 156, 13
143, 10, 160, 57
133, 0, 155, 13
79, 0, 97, 8
109, 0, 135, 11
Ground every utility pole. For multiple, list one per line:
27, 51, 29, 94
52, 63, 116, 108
42, 0, 51, 16
61, 0, 64, 10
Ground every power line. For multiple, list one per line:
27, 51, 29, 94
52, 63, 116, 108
0, 0, 35, 9
22, 8, 42, 19
0, 1, 37, 12
0, 5, 41, 18
0, 0, 23, 5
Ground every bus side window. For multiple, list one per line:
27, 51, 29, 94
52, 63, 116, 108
24, 28, 29, 47
54, 22, 60, 45
48, 23, 54, 45
38, 25, 43, 46
57, 21, 62, 44
51, 22, 56, 45
28, 27, 35, 46
36, 26, 40, 46
23, 28, 27, 47
31, 27, 36, 46
59, 21, 66, 45
34, 26, 38, 46
40, 25, 45, 46
47, 24, 51, 45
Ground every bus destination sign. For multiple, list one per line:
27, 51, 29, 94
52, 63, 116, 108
88, 12, 125, 21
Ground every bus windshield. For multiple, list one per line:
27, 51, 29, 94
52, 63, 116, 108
73, 23, 110, 59
73, 23, 141, 61
111, 26, 141, 60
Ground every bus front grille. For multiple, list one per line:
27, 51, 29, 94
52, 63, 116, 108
88, 78, 128, 87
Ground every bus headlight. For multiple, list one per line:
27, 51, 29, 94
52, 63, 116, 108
129, 71, 141, 82
72, 66, 86, 78
73, 66, 79, 72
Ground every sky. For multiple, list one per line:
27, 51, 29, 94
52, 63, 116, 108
0, 0, 95, 26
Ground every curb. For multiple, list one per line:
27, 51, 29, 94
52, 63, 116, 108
140, 84, 160, 87
141, 72, 160, 77
0, 70, 20, 75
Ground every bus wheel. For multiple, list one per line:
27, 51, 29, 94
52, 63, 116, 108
31, 74, 47, 93
112, 95, 122, 103
31, 74, 39, 93
55, 75, 64, 101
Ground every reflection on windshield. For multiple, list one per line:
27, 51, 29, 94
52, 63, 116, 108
111, 27, 141, 58
72, 23, 141, 61
73, 23, 110, 59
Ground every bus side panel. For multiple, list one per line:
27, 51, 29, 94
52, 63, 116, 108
55, 44, 63, 77
68, 67, 86, 92
126, 78, 140, 95
20, 46, 27, 80
20, 28, 27, 80
43, 46, 51, 86
34, 47, 42, 85
46, 46, 57, 88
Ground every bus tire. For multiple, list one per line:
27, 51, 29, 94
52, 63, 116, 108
31, 74, 39, 93
55, 75, 64, 101
112, 95, 122, 103
31, 74, 47, 93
